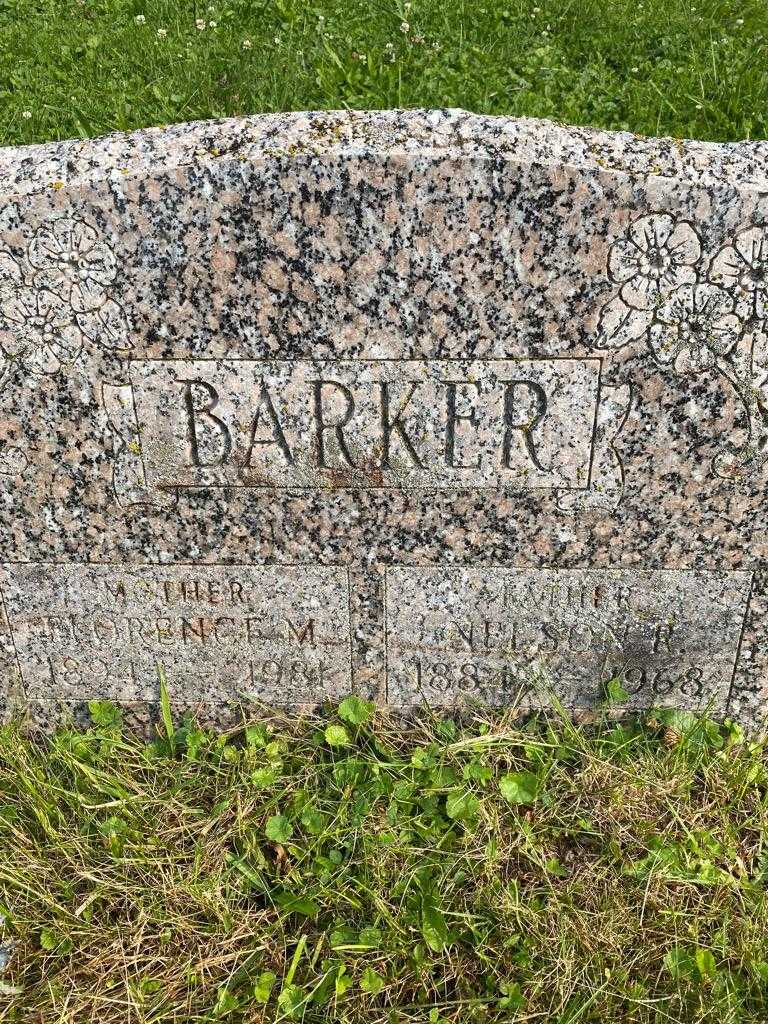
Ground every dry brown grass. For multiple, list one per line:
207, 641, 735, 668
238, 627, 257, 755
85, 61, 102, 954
0, 704, 767, 1022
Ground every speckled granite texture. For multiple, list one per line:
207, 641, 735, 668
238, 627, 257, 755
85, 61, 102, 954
1, 108, 767, 730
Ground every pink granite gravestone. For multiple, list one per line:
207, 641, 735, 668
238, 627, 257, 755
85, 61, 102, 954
0, 110, 766, 728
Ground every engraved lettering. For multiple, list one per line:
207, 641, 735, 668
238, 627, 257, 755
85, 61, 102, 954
179, 580, 198, 602
243, 381, 294, 466
0, 565, 353, 702
127, 617, 152, 644
136, 359, 602, 491
451, 619, 475, 651
181, 617, 207, 644
104, 579, 127, 603
313, 380, 356, 468
285, 618, 316, 645
652, 622, 675, 654
93, 617, 118, 643
449, 618, 501, 653
213, 616, 236, 641
155, 617, 174, 643
178, 378, 232, 468
385, 568, 752, 712
245, 616, 262, 643
444, 381, 481, 470
379, 382, 424, 469
501, 379, 548, 472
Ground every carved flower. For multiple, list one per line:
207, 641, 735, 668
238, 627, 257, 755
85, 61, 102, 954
648, 283, 740, 373
709, 226, 768, 321
27, 218, 117, 312
607, 213, 701, 310
75, 298, 131, 352
0, 287, 84, 374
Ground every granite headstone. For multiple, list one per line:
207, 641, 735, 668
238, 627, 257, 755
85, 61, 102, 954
0, 109, 767, 729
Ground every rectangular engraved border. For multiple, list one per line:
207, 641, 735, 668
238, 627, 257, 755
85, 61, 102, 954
0, 562, 355, 704
128, 356, 604, 493
382, 565, 755, 710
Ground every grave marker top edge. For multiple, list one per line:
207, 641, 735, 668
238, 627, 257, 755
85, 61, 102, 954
0, 109, 767, 200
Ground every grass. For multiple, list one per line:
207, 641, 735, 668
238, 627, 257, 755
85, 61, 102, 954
0, 0, 766, 148
2, 3, 768, 1022
1, 699, 768, 1022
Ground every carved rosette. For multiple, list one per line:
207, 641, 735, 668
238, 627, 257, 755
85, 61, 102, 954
0, 216, 136, 493
597, 214, 768, 479
0, 218, 130, 377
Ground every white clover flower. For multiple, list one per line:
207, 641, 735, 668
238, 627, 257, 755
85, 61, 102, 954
736, 17, 744, 24
157, 27, 167, 38
274, 35, 281, 43
22, 110, 32, 119
195, 18, 205, 29
400, 20, 409, 32
242, 38, 252, 49
208, 20, 217, 28
631, 65, 639, 72
134, 13, 146, 24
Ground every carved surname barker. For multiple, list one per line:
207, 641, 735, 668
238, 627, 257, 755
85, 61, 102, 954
130, 359, 600, 491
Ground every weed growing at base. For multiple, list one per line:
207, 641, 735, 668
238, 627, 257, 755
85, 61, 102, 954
1, 0, 766, 146
1, 701, 768, 1022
